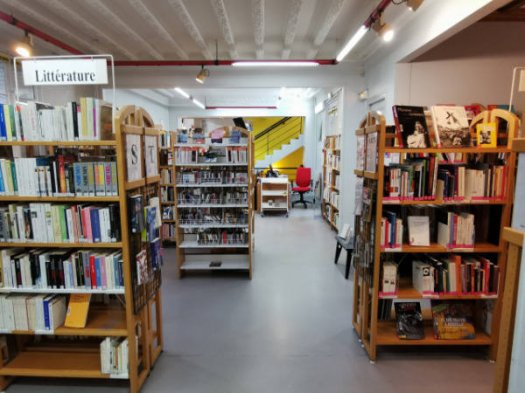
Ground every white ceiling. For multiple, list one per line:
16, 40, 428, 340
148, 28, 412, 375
0, 0, 404, 61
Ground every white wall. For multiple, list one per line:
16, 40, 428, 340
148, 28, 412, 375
364, 0, 509, 123
102, 89, 172, 129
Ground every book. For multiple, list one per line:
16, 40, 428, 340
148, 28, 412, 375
381, 262, 397, 293
129, 195, 145, 234
476, 122, 497, 148
338, 223, 352, 241
431, 106, 470, 148
432, 301, 475, 339
392, 105, 430, 148
136, 250, 148, 285
407, 216, 430, 246
394, 302, 425, 339
64, 294, 91, 328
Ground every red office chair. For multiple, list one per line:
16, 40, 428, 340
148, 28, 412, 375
292, 166, 313, 208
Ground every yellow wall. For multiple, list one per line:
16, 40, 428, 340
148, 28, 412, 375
269, 146, 304, 181
246, 117, 285, 137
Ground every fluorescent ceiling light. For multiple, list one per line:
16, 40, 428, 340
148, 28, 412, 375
192, 98, 205, 109
336, 25, 367, 62
174, 87, 190, 98
232, 61, 319, 67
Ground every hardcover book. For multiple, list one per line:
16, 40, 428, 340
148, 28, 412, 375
432, 301, 476, 339
394, 302, 425, 339
476, 122, 497, 148
392, 105, 431, 148
431, 106, 471, 148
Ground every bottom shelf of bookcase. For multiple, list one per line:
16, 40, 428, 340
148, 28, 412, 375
0, 350, 128, 379
375, 322, 492, 346
180, 260, 250, 271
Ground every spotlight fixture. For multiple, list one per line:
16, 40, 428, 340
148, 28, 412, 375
372, 17, 394, 42
15, 30, 33, 58
195, 65, 209, 84
406, 0, 423, 11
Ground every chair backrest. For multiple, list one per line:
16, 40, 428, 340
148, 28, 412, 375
295, 167, 311, 187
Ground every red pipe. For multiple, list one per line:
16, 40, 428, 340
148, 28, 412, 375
364, 0, 392, 28
114, 59, 336, 66
0, 10, 83, 55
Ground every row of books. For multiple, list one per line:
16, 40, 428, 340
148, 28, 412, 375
413, 254, 499, 295
161, 187, 174, 203
392, 104, 512, 149
1, 249, 124, 290
179, 209, 248, 225
175, 146, 248, 164
384, 156, 507, 201
184, 229, 248, 245
0, 203, 121, 243
326, 152, 340, 170
160, 168, 174, 185
436, 164, 506, 200
395, 301, 477, 340
176, 170, 248, 185
0, 157, 118, 197
437, 211, 475, 248
178, 191, 248, 205
380, 211, 404, 249
100, 337, 129, 375
177, 129, 244, 145
0, 99, 112, 142
0, 294, 66, 331
161, 223, 176, 241
160, 132, 173, 148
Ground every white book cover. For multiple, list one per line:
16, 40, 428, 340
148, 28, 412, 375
407, 216, 430, 246
431, 106, 471, 148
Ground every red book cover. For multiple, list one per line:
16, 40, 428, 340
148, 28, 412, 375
89, 255, 97, 289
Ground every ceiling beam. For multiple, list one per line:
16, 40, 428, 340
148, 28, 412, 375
0, 0, 96, 54
168, 0, 213, 60
282, 0, 306, 59
84, 0, 165, 60
38, 0, 135, 59
307, 0, 346, 59
210, 0, 239, 59
129, 0, 188, 60
251, 0, 265, 59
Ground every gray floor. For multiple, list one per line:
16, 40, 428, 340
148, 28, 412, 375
6, 208, 494, 393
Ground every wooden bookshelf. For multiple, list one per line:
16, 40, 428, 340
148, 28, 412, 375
351, 109, 519, 361
0, 105, 164, 393
173, 128, 254, 278
322, 134, 341, 230
159, 131, 177, 247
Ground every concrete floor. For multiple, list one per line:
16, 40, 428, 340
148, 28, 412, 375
6, 208, 494, 393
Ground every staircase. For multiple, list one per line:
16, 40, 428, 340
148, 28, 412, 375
254, 117, 304, 168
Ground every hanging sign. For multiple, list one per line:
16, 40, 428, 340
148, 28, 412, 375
21, 58, 108, 86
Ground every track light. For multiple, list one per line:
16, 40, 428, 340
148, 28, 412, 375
195, 66, 209, 84
372, 17, 394, 42
406, 0, 423, 11
15, 31, 32, 58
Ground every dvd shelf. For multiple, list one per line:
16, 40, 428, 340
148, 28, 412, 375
173, 127, 254, 277
351, 109, 519, 361
322, 134, 341, 230
0, 105, 164, 393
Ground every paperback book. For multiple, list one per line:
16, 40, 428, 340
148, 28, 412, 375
432, 301, 476, 339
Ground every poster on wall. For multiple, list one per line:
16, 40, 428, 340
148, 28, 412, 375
144, 135, 159, 178
126, 134, 143, 182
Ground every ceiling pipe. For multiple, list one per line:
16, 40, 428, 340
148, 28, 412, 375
364, 0, 392, 28
0, 10, 83, 55
114, 59, 336, 66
